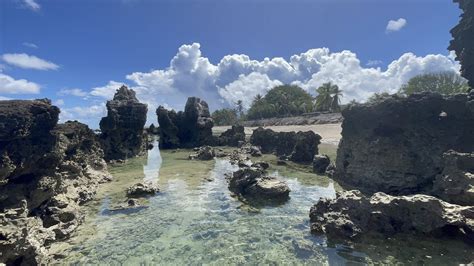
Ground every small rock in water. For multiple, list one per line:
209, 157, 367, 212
126, 182, 160, 198
312, 154, 330, 174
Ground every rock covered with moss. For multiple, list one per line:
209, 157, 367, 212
100, 85, 148, 161
157, 97, 214, 149
335, 93, 474, 196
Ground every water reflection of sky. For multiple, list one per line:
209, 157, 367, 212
142, 138, 161, 184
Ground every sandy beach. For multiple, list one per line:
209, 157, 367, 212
213, 123, 342, 145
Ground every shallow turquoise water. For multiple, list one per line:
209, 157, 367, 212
54, 141, 474, 265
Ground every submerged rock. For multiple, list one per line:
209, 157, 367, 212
0, 99, 112, 264
250, 127, 321, 163
335, 93, 474, 196
126, 182, 160, 198
313, 155, 331, 174
100, 85, 148, 161
189, 146, 215, 160
157, 97, 214, 149
309, 190, 474, 242
431, 150, 474, 206
217, 125, 245, 147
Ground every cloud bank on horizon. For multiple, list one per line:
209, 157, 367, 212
0, 43, 462, 127
74, 42, 460, 126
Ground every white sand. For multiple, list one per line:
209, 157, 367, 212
213, 123, 342, 145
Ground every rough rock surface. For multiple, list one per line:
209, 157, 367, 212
313, 155, 331, 174
157, 97, 214, 149
189, 146, 215, 160
217, 125, 245, 147
228, 166, 290, 203
0, 100, 112, 264
309, 190, 474, 241
100, 85, 148, 161
250, 127, 321, 163
431, 150, 474, 206
335, 93, 474, 196
126, 182, 160, 198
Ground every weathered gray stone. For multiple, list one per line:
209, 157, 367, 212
335, 93, 474, 195
100, 85, 148, 161
313, 155, 331, 174
250, 127, 321, 163
431, 150, 474, 206
217, 125, 245, 147
0, 100, 112, 264
126, 182, 160, 198
310, 190, 474, 241
157, 97, 214, 149
189, 146, 215, 160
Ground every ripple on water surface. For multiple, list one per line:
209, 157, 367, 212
53, 143, 474, 265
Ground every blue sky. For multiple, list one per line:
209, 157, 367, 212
0, 0, 464, 127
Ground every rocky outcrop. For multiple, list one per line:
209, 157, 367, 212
431, 150, 474, 206
217, 125, 245, 147
228, 167, 290, 203
100, 85, 148, 161
0, 99, 112, 264
335, 93, 474, 196
126, 182, 159, 198
189, 146, 215, 160
157, 97, 214, 149
250, 127, 321, 163
313, 155, 331, 174
309, 190, 474, 242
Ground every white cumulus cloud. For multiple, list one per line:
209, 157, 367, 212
386, 18, 407, 32
79, 43, 459, 127
59, 104, 107, 128
1, 53, 59, 70
0, 73, 40, 94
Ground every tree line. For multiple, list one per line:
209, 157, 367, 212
212, 70, 470, 126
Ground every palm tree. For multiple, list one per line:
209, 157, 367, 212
330, 85, 343, 112
254, 94, 263, 103
315, 83, 333, 111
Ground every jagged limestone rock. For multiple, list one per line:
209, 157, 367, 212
100, 85, 148, 160
335, 93, 474, 196
157, 97, 214, 149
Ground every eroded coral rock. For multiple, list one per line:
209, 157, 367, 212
228, 166, 290, 203
0, 100, 112, 264
309, 190, 474, 241
100, 85, 148, 161
313, 155, 331, 174
126, 182, 160, 198
157, 97, 214, 149
431, 150, 474, 206
189, 146, 215, 160
250, 127, 321, 163
335, 93, 474, 196
217, 125, 245, 147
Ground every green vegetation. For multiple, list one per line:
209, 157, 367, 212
314, 82, 343, 112
449, 0, 474, 89
211, 108, 238, 126
399, 71, 470, 95
246, 85, 313, 120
